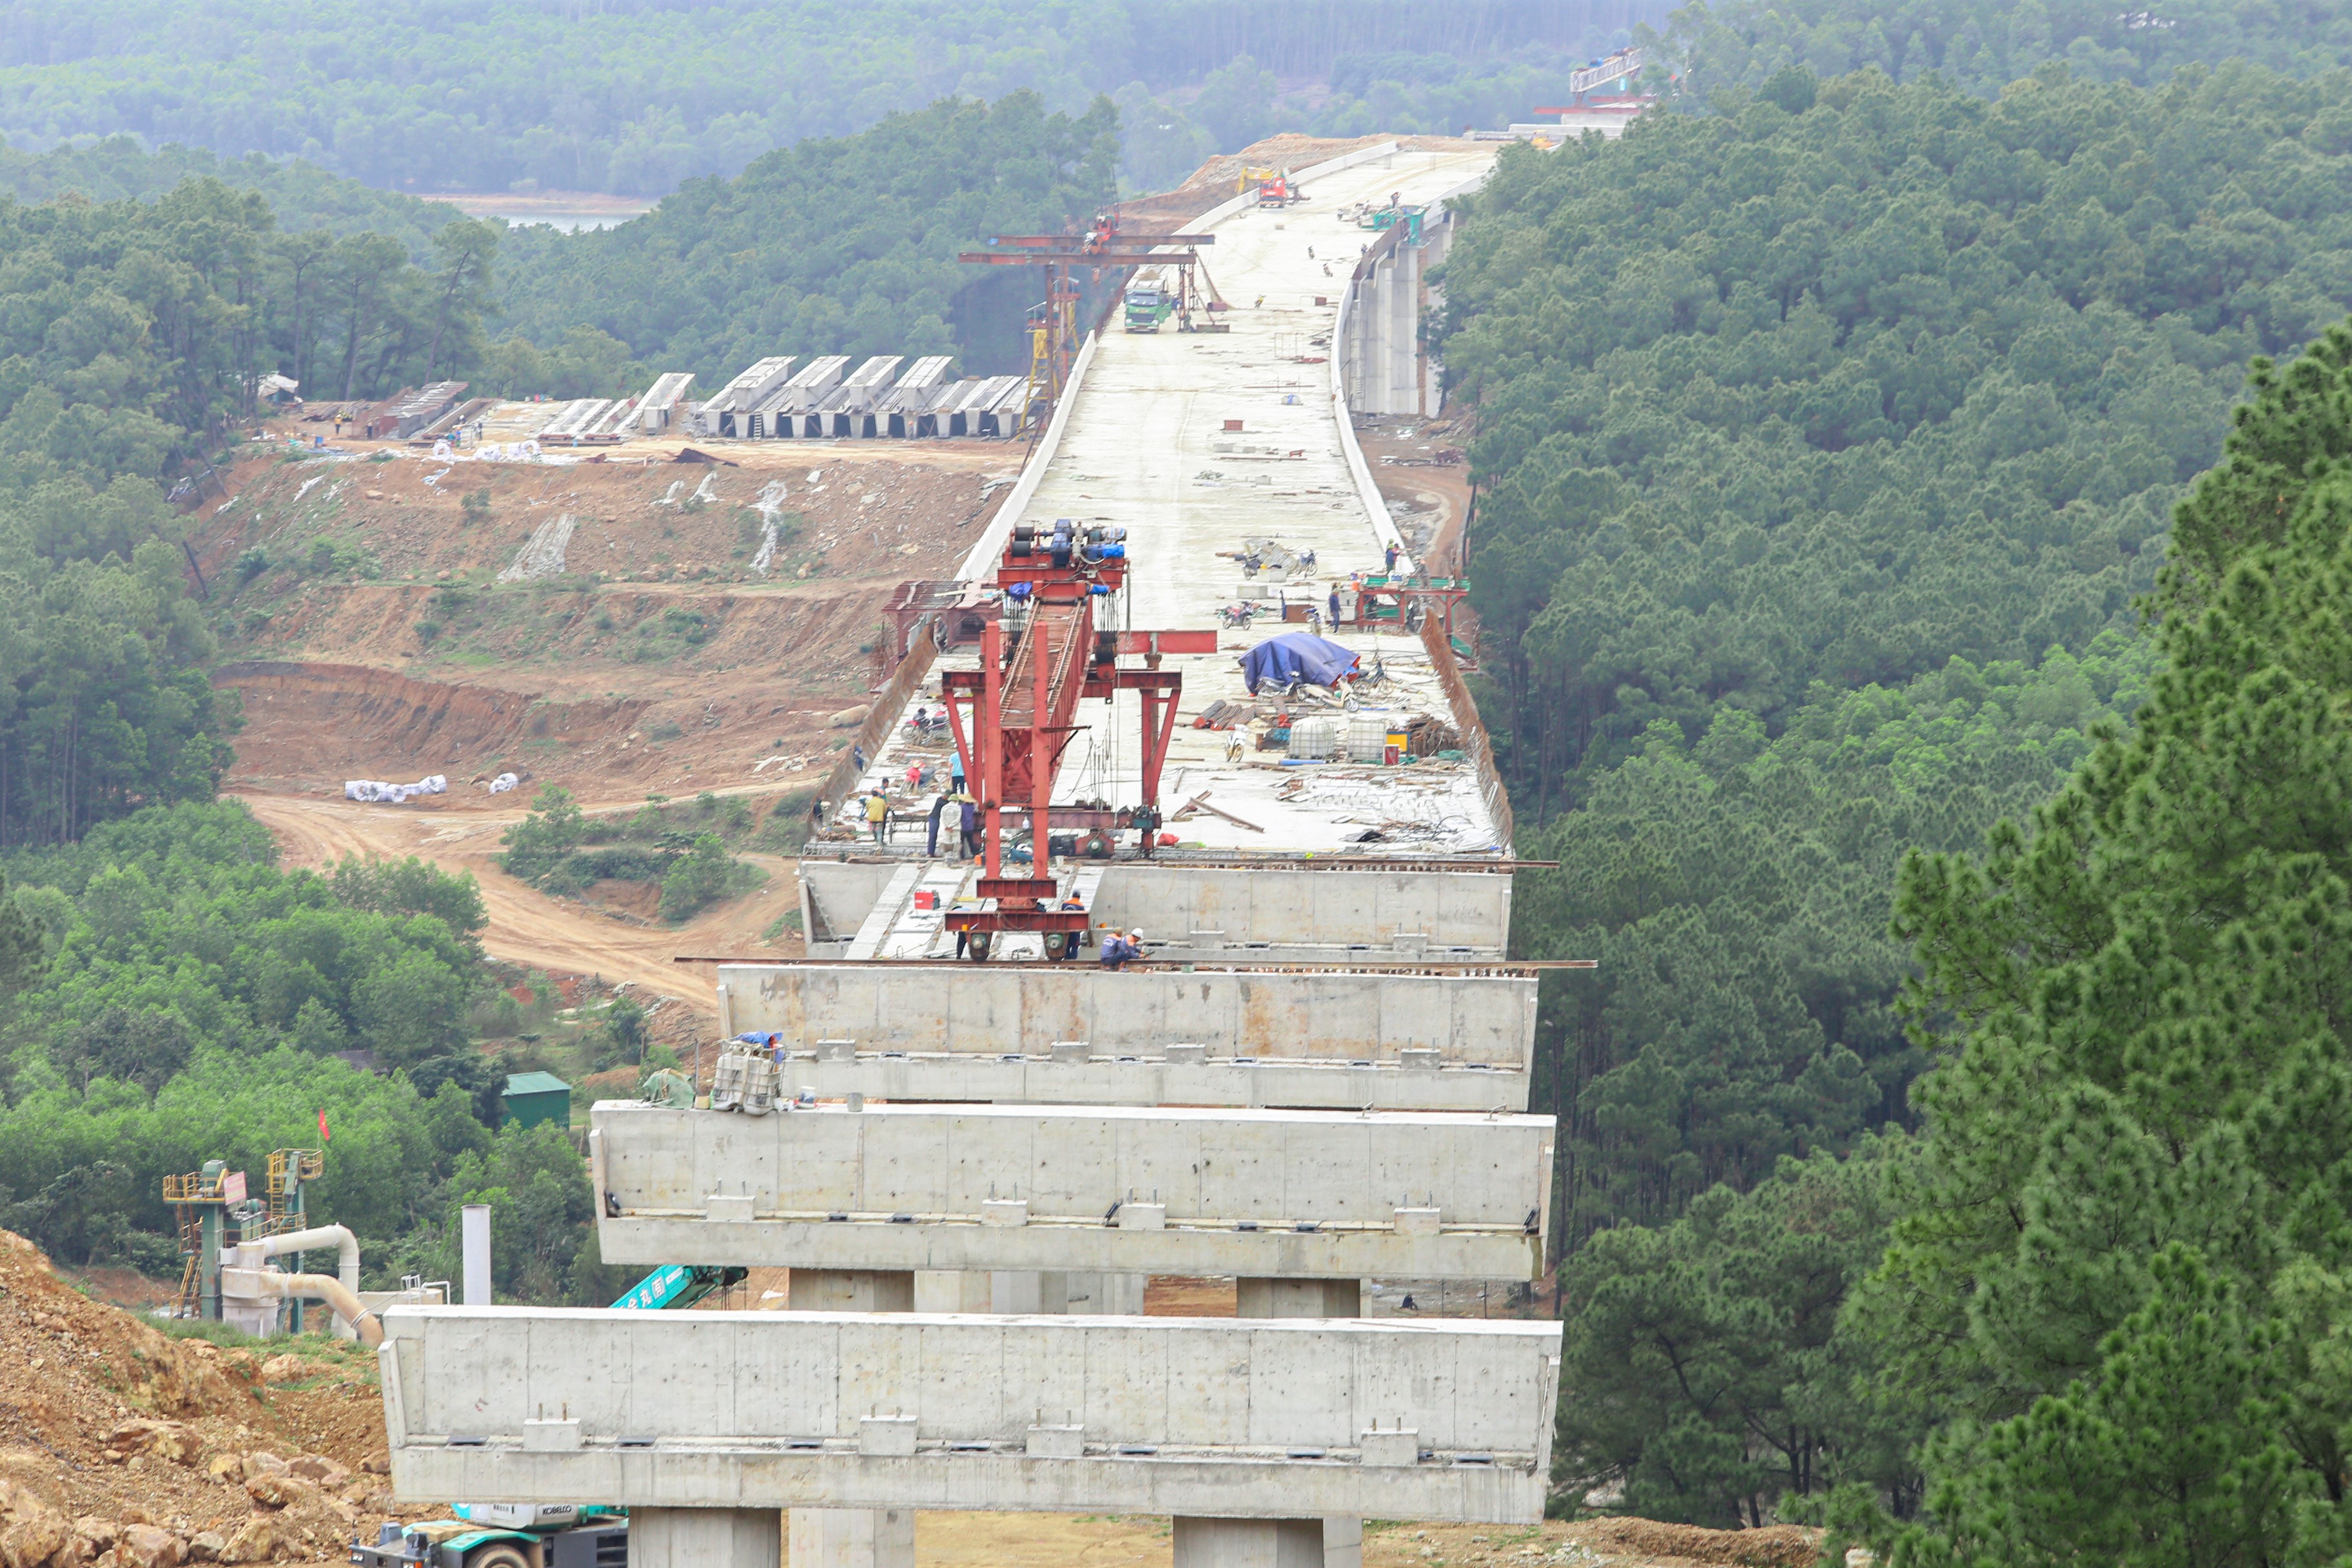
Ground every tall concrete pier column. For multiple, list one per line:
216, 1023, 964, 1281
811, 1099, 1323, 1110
787, 1507, 915, 1568
1172, 1516, 1324, 1567
1236, 1279, 1364, 1568
787, 1272, 915, 1567
633, 1507, 781, 1568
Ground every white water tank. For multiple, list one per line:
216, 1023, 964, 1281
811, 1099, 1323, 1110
1346, 712, 1393, 763
1287, 714, 1342, 759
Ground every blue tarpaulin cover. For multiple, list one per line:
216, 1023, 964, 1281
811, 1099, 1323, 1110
1239, 632, 1361, 694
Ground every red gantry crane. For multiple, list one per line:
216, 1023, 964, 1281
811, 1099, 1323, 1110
937, 520, 1215, 961
960, 216, 1224, 422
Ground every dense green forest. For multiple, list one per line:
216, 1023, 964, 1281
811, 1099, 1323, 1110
493, 92, 1122, 381
0, 159, 622, 1297
0, 0, 1641, 197
0, 797, 631, 1303
1438, 44, 2352, 1535
1667, 0, 2352, 104
0, 175, 505, 436
1446, 57, 2352, 1255
0, 136, 456, 256
1556, 311, 2352, 1559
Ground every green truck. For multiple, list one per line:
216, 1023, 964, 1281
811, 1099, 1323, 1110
1124, 266, 1177, 331
351, 1504, 626, 1568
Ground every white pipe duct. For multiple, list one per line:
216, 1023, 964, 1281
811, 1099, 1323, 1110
218, 1267, 384, 1348
242, 1224, 361, 1295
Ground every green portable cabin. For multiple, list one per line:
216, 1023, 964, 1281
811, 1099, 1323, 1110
502, 1071, 573, 1130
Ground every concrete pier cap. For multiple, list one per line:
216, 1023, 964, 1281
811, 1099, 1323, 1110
589, 1101, 1553, 1280
720, 962, 1534, 1068
714, 961, 1539, 1110
377, 1306, 1560, 1524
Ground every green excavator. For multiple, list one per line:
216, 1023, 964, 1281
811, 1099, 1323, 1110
348, 1266, 746, 1567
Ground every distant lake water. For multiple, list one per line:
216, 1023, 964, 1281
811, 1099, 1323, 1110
433, 192, 656, 233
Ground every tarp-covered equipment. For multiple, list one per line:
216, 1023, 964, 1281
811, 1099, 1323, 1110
1239, 632, 1361, 694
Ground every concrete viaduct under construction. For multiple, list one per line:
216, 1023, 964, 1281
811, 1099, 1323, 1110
377, 138, 1540, 1568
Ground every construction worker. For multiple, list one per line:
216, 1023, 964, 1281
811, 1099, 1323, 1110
810, 796, 827, 836
1099, 929, 1139, 970
863, 789, 890, 845
959, 793, 980, 858
926, 792, 948, 857
852, 742, 868, 774
1329, 585, 1342, 626
1384, 544, 1400, 574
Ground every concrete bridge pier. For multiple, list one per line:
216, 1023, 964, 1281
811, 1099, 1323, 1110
633, 1507, 782, 1568
914, 1269, 992, 1311
1235, 1278, 1364, 1568
1237, 1278, 1360, 1318
910, 1269, 1144, 1314
990, 1270, 1144, 1314
788, 1270, 914, 1311
788, 1507, 916, 1568
787, 1272, 916, 1567
1171, 1516, 1328, 1567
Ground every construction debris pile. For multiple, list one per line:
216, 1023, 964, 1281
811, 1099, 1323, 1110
0, 1231, 407, 1567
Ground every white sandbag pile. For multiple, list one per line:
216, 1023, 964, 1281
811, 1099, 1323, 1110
344, 774, 448, 804
487, 772, 520, 794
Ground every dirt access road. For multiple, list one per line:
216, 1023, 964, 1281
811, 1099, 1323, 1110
236, 790, 797, 1015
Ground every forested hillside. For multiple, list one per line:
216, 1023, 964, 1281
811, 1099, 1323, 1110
1669, 0, 2352, 104
1553, 308, 2352, 1559
0, 177, 503, 444
0, 801, 624, 1302
1444, 61, 2352, 1260
1854, 318, 2352, 1568
1440, 54, 2352, 1532
0, 136, 455, 255
0, 0, 1643, 196
492, 93, 1121, 382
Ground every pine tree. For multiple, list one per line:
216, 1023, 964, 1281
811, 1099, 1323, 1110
1862, 321, 2352, 1565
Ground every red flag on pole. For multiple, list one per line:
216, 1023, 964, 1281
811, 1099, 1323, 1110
317, 1108, 331, 1144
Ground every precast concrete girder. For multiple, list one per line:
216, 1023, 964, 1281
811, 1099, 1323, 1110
377, 1308, 1560, 1523
588, 1102, 1552, 1280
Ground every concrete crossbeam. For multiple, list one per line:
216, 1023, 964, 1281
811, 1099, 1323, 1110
763, 1054, 1529, 1112
718, 964, 1534, 1073
590, 1104, 1551, 1280
380, 1308, 1557, 1522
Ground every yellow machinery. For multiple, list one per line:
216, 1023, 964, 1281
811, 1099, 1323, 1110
164, 1148, 324, 1324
